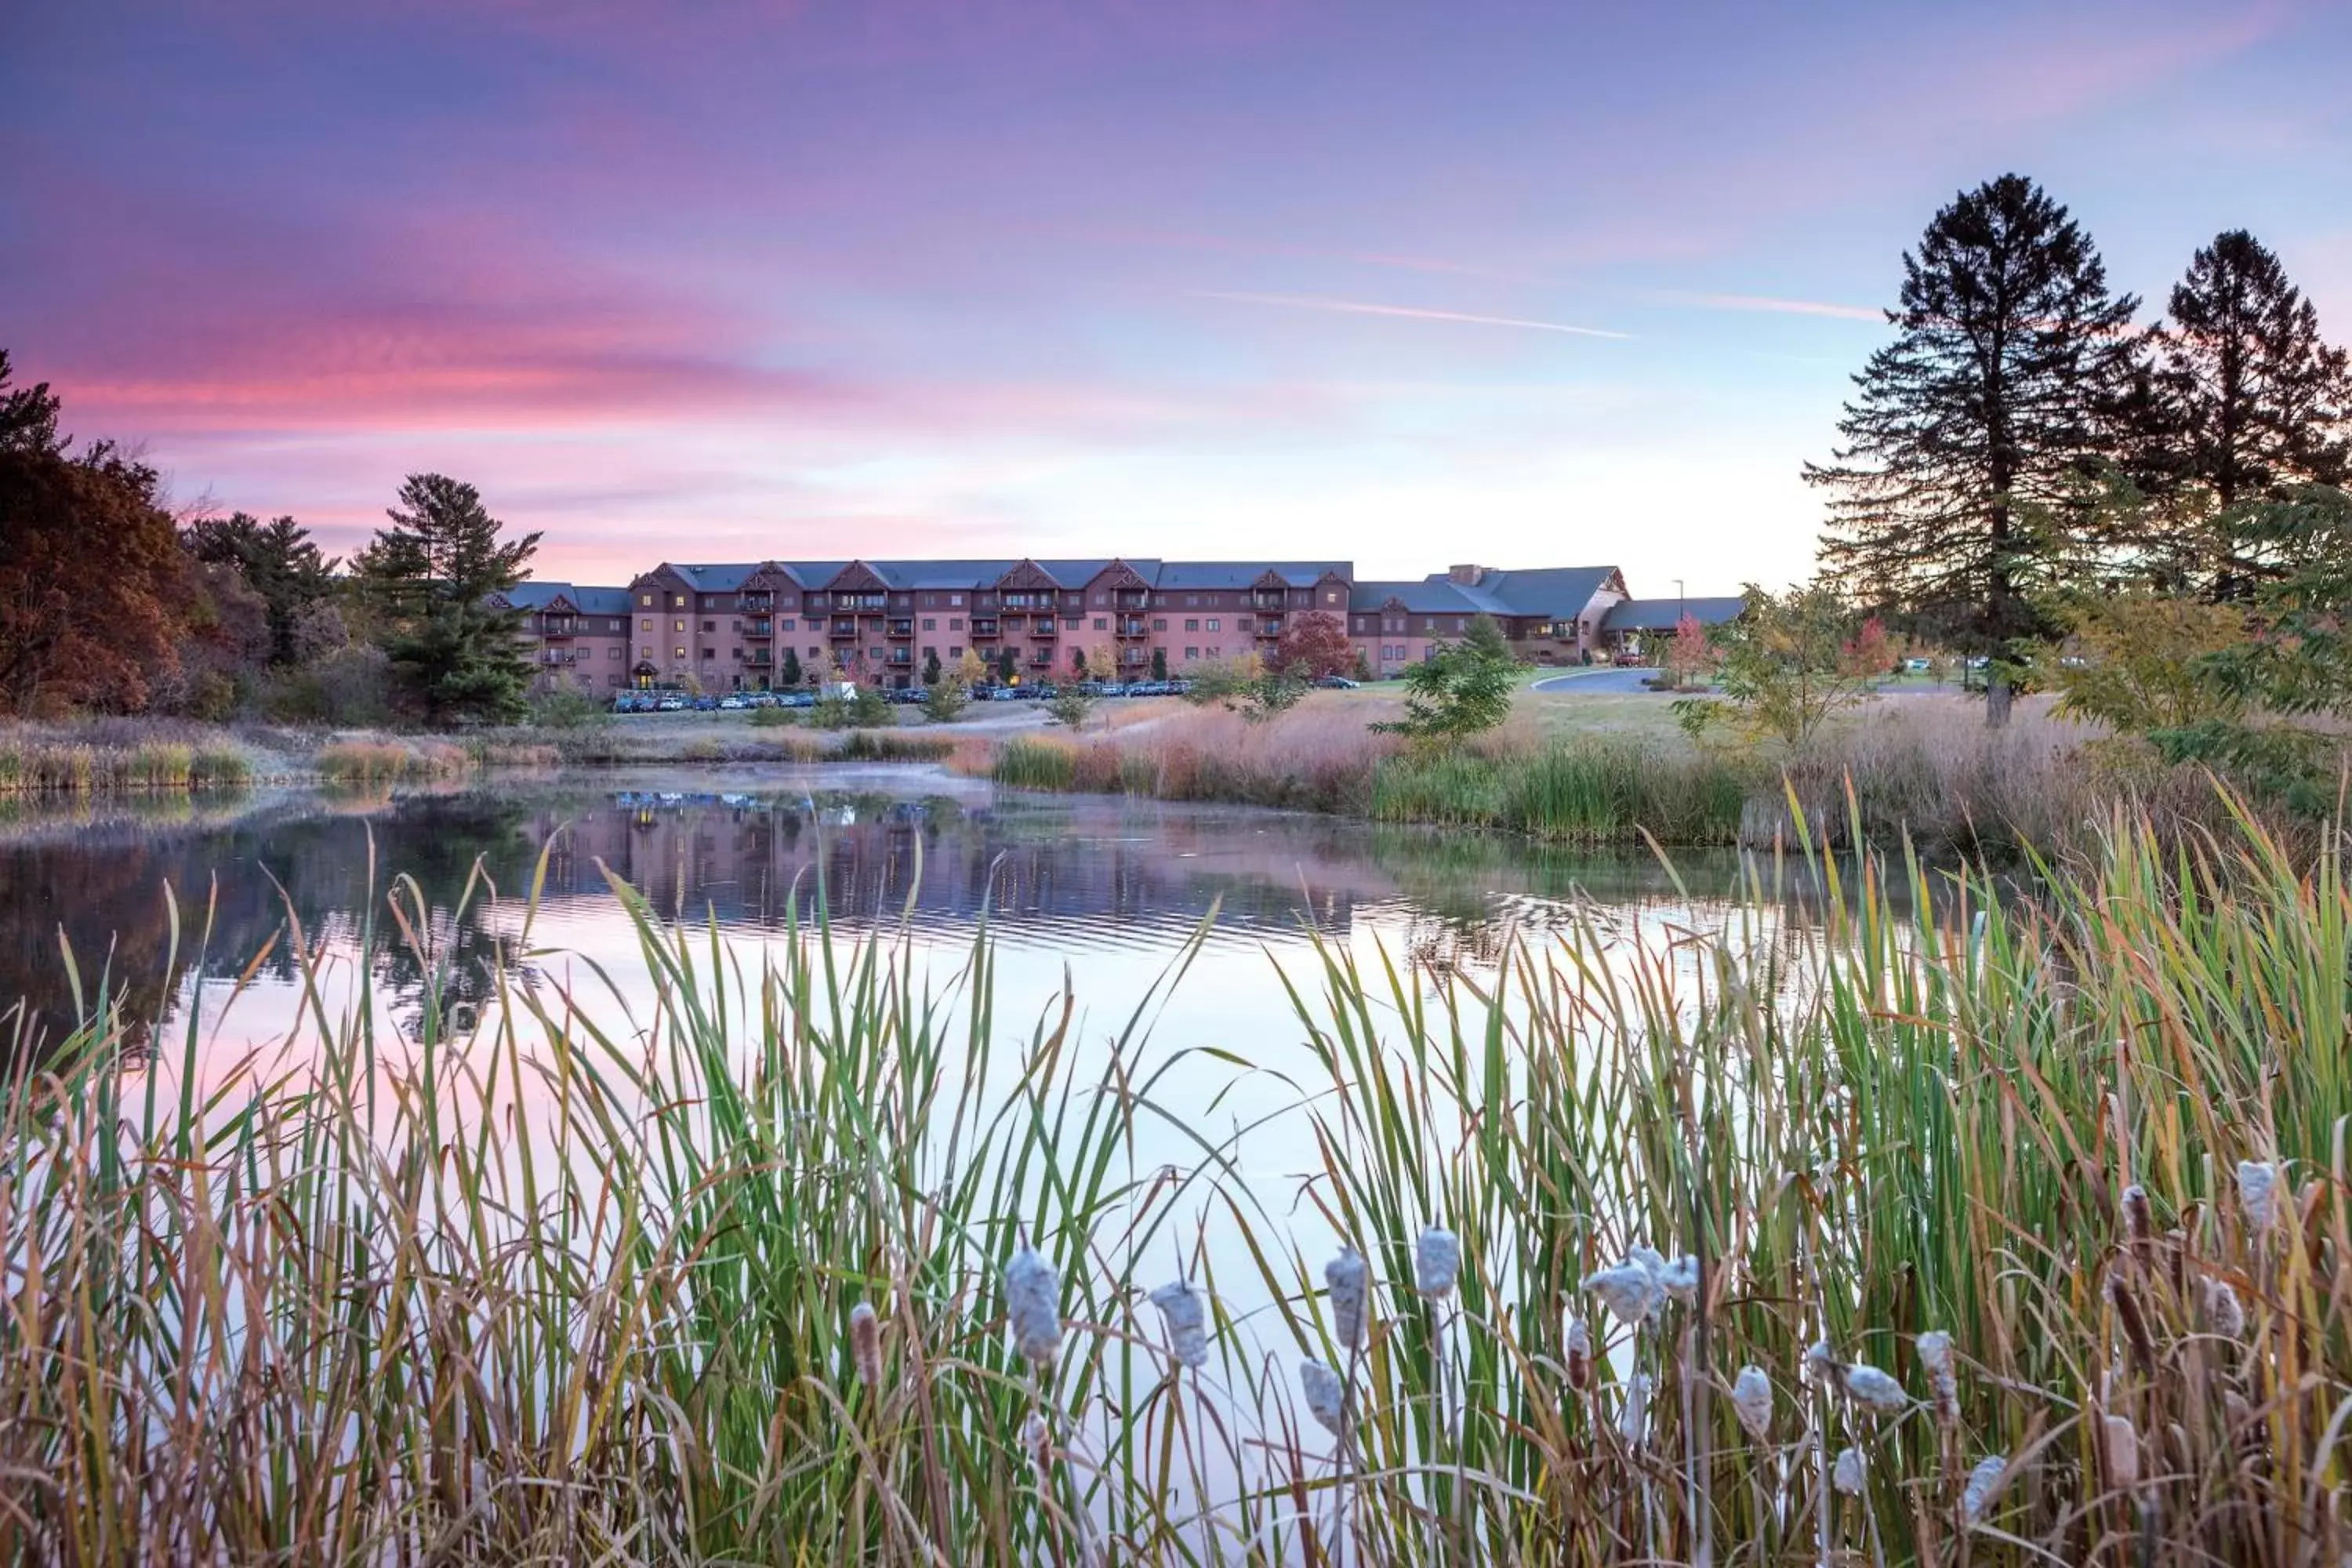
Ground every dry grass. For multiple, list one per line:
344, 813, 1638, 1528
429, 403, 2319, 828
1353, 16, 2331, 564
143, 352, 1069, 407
0, 732, 252, 794
311, 736, 473, 783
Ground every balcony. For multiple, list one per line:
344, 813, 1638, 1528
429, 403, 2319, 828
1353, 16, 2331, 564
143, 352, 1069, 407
829, 620, 858, 640
1251, 592, 1288, 612
971, 619, 1000, 639
1027, 652, 1054, 669
741, 592, 774, 611
886, 649, 913, 667
1001, 592, 1054, 612
539, 650, 580, 666
744, 621, 772, 638
1115, 590, 1149, 610
1029, 620, 1059, 640
887, 619, 914, 639
541, 616, 578, 637
1255, 619, 1284, 639
1116, 619, 1149, 639
837, 593, 887, 612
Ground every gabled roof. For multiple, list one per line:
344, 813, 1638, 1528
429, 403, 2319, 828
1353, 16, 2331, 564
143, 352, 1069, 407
1425, 566, 1623, 619
1601, 596, 1748, 633
1348, 579, 1494, 614
503, 581, 631, 616
1155, 561, 1352, 590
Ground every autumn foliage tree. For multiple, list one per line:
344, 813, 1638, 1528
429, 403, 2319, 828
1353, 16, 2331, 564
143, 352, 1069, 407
1659, 612, 1718, 689
0, 351, 192, 716
1273, 609, 1354, 680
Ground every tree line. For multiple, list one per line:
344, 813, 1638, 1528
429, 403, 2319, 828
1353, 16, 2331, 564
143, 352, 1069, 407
1, 351, 544, 726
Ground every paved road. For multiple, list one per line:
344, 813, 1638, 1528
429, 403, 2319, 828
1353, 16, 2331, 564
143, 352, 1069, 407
1527, 667, 1660, 695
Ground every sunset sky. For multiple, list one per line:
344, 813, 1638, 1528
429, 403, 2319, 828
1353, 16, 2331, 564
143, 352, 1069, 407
8, 0, 2350, 590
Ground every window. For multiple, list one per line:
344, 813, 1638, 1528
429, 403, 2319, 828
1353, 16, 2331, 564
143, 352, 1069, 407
608, 619, 622, 632
780, 619, 796, 632
949, 645, 962, 658
730, 619, 741, 633
950, 593, 964, 607
1153, 618, 1167, 631
1327, 590, 1340, 604
1185, 647, 1198, 660
808, 646, 820, 658
923, 618, 936, 630
673, 594, 687, 608
673, 647, 687, 660
1207, 618, 1221, 632
673, 619, 685, 633
949, 617, 964, 630
700, 648, 715, 662
1186, 595, 1199, 608
1063, 618, 1081, 631
1185, 619, 1199, 632
1092, 617, 1106, 630
639, 646, 652, 659
640, 618, 653, 632
1092, 593, 1105, 606
608, 648, 621, 660
640, 593, 652, 607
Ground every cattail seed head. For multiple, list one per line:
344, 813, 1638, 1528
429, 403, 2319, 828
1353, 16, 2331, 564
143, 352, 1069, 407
1584, 1260, 1661, 1325
1962, 1455, 2007, 1523
1565, 1316, 1592, 1392
1149, 1280, 1210, 1370
1414, 1225, 1461, 1299
1619, 1370, 1652, 1444
1656, 1254, 1700, 1306
1325, 1248, 1370, 1350
1731, 1364, 1773, 1442
1004, 1244, 1064, 1369
2205, 1278, 2245, 1339
1299, 1358, 1347, 1436
1832, 1446, 1864, 1494
1917, 1330, 1959, 1427
2121, 1184, 2152, 1245
1022, 1412, 1052, 1473
1805, 1338, 1838, 1386
2107, 1272, 2155, 1370
2238, 1160, 2279, 1232
1844, 1363, 1907, 1414
2103, 1412, 2140, 1490
849, 1300, 883, 1388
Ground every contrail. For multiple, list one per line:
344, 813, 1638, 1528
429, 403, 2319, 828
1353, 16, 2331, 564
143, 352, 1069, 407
1190, 289, 1632, 339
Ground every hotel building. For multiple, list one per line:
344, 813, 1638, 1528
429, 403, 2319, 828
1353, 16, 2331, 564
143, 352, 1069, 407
495, 557, 1738, 691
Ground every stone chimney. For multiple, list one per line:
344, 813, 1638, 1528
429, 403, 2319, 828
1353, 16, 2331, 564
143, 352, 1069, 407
1447, 564, 1486, 586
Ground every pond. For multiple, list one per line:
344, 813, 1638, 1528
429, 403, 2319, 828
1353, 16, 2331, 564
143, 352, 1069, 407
2, 765, 1845, 1077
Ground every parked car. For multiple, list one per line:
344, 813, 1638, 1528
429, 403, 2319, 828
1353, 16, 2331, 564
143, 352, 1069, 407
718, 694, 748, 710
779, 691, 816, 709
1313, 675, 1360, 690
656, 695, 687, 711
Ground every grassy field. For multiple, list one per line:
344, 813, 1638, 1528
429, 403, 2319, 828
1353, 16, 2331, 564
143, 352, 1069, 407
4, 806, 2348, 1562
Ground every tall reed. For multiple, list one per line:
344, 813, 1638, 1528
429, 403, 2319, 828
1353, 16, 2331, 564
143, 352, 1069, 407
3, 802, 2349, 1563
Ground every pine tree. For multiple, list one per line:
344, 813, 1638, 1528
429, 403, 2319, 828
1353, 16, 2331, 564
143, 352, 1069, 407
780, 648, 804, 688
923, 648, 942, 685
1806, 174, 2142, 724
352, 474, 541, 724
184, 512, 337, 666
2140, 230, 2352, 596
996, 647, 1016, 684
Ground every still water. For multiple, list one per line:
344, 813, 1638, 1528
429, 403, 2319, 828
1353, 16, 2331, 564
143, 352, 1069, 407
2, 765, 1831, 1080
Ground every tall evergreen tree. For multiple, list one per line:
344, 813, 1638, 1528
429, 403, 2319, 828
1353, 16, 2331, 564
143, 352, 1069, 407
352, 474, 541, 724
1806, 174, 2142, 724
183, 512, 338, 666
2139, 230, 2352, 595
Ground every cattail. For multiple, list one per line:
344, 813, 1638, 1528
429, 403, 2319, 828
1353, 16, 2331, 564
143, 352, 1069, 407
1961, 1455, 2007, 1523
2205, 1278, 2245, 1339
1805, 1338, 1838, 1386
1565, 1316, 1593, 1391
2103, 1412, 2140, 1490
1619, 1370, 1652, 1443
1415, 1225, 1462, 1299
1845, 1363, 1907, 1413
2121, 1184, 2152, 1246
1004, 1244, 1064, 1369
1731, 1364, 1773, 1442
2107, 1272, 2155, 1370
1149, 1280, 1209, 1370
1299, 1358, 1347, 1436
1584, 1260, 1661, 1325
1022, 1411, 1053, 1473
1656, 1254, 1700, 1306
849, 1300, 883, 1388
2238, 1160, 2279, 1232
1918, 1330, 1959, 1426
1326, 1248, 1370, 1350
1832, 1446, 1864, 1494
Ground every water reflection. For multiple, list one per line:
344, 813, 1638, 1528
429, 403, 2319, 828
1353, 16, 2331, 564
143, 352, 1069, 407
0, 767, 1856, 1061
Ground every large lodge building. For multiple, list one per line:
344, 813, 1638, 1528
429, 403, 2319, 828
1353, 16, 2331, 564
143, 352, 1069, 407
495, 557, 1744, 692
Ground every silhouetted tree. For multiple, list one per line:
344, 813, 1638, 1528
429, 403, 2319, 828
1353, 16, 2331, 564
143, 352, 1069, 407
1806, 175, 2143, 724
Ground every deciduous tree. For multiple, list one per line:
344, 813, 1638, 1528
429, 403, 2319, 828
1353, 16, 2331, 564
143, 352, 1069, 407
1369, 615, 1516, 747
1273, 609, 1354, 680
1806, 174, 2143, 725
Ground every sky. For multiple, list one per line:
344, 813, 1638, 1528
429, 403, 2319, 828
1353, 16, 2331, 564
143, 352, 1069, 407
7, 0, 2352, 593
